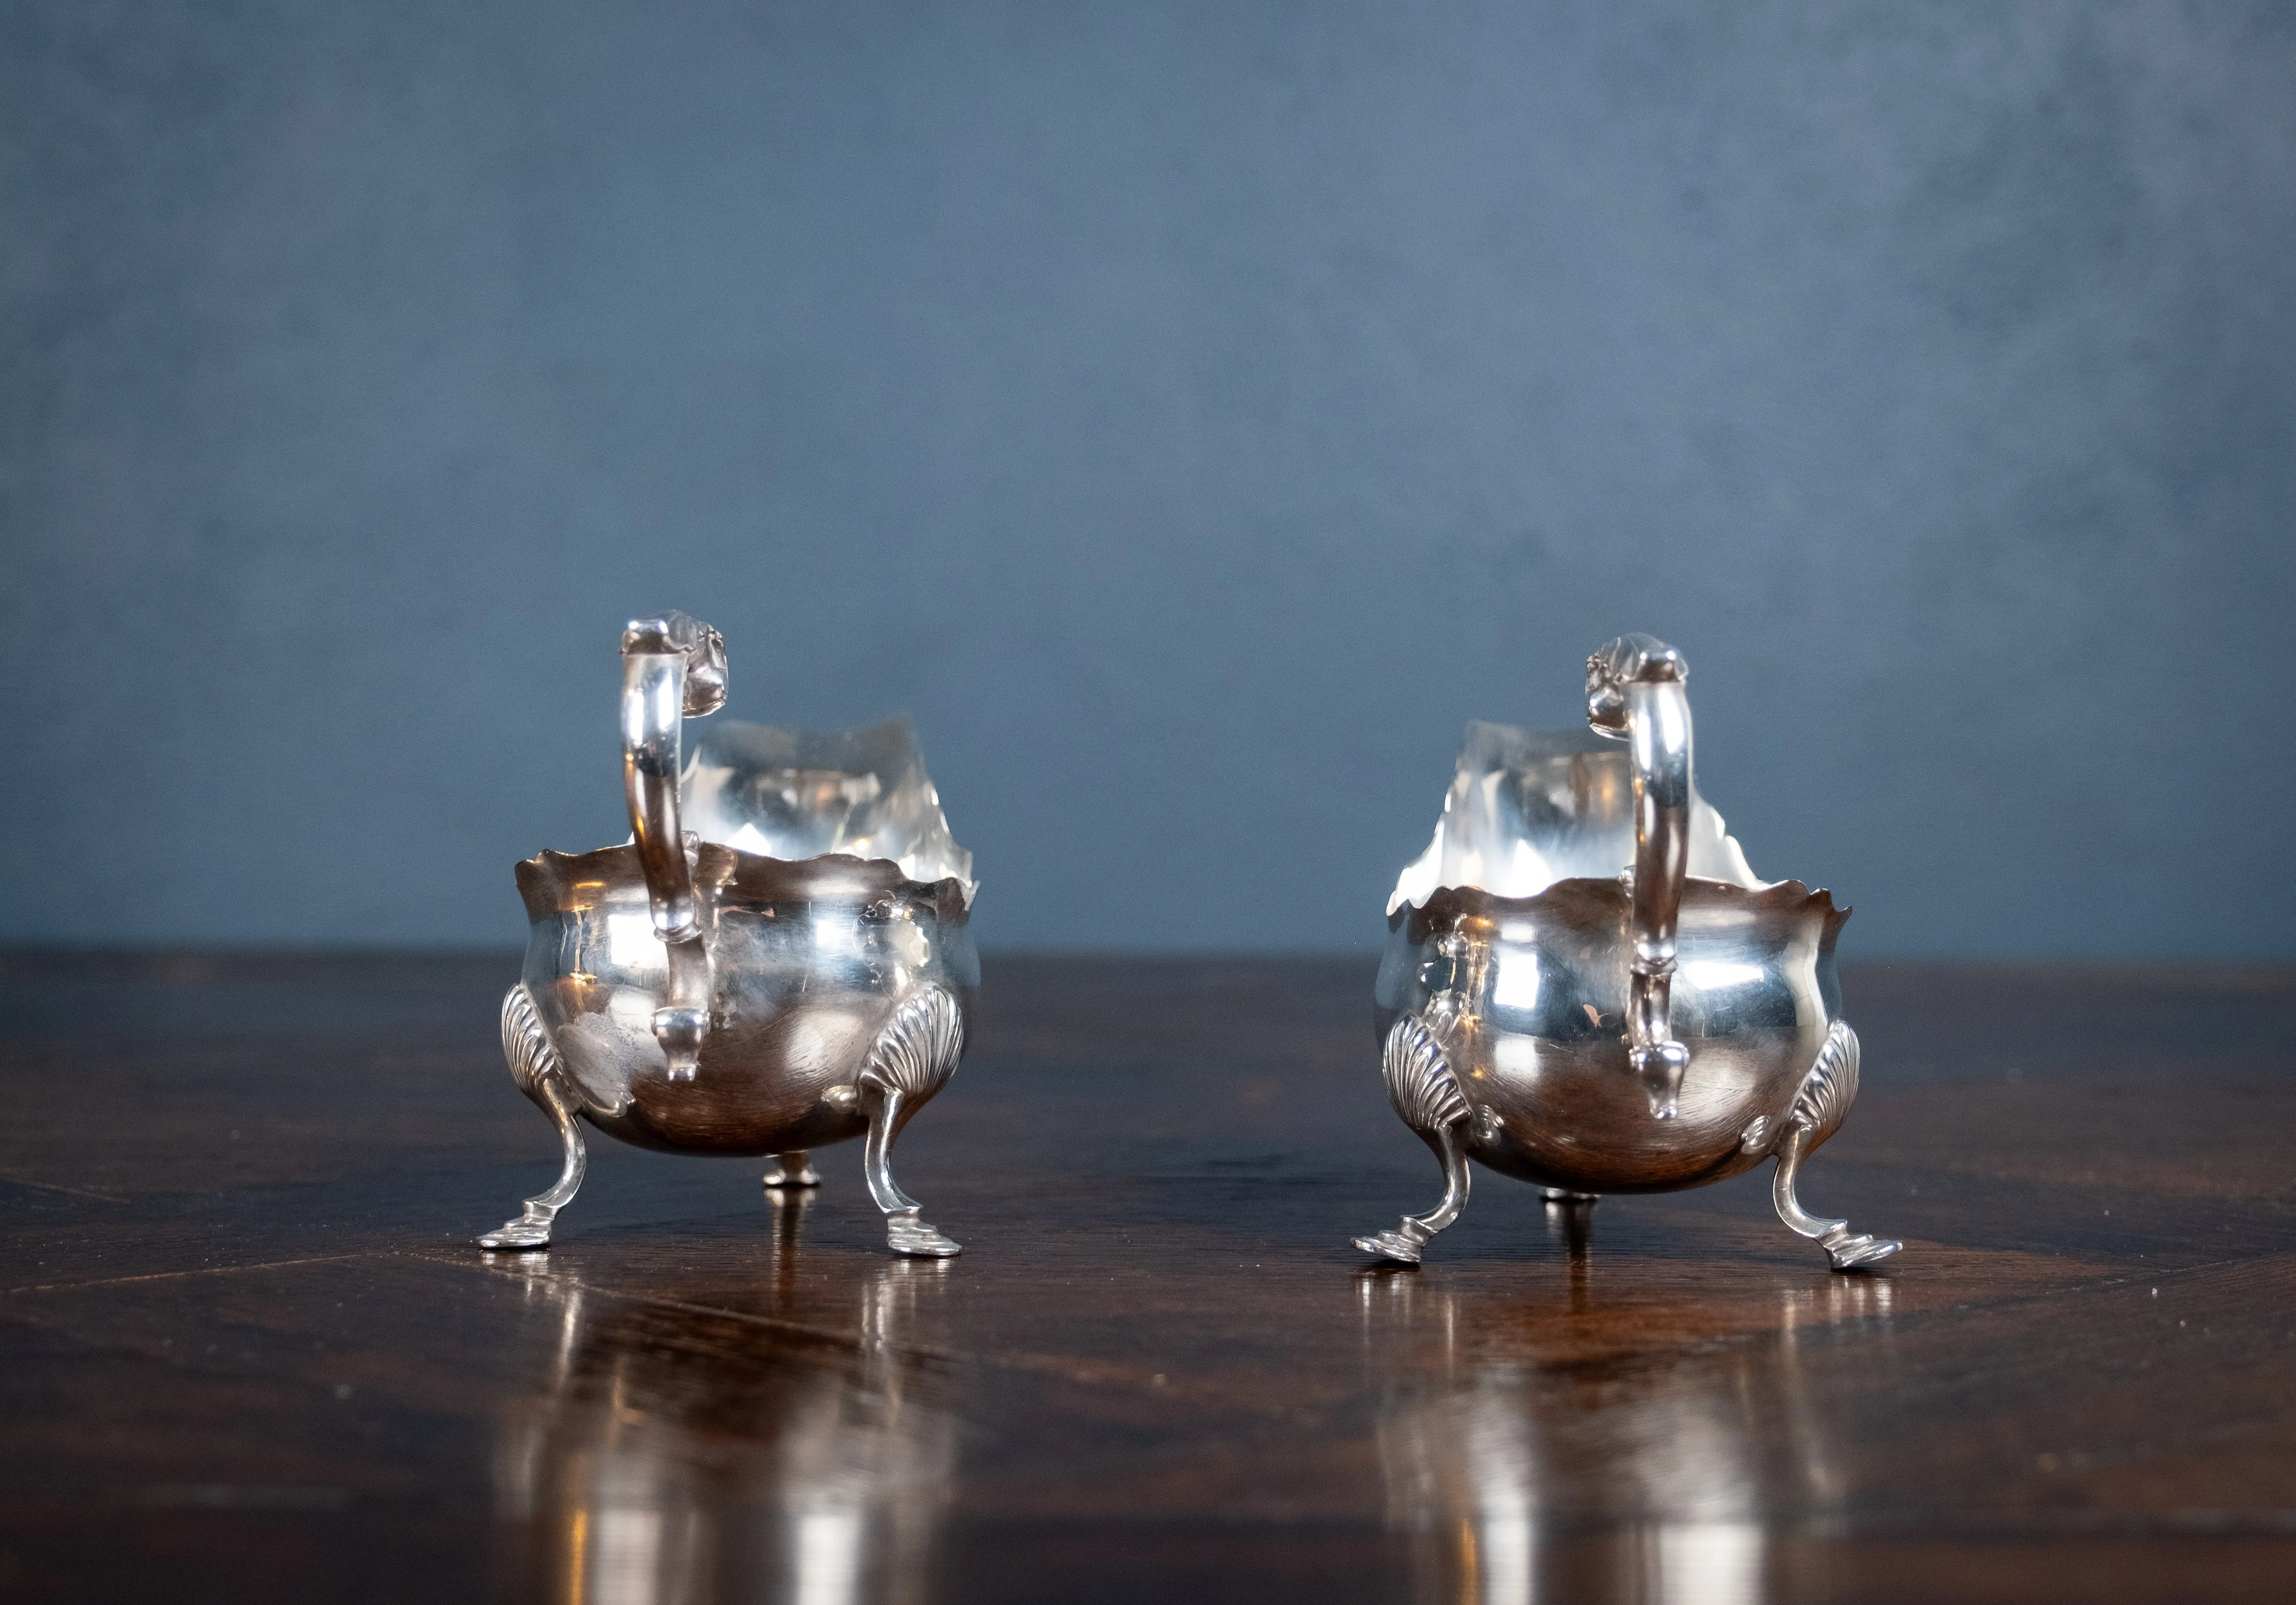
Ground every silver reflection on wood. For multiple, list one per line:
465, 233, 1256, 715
1357, 633, 1900, 1273
481, 612, 977, 1259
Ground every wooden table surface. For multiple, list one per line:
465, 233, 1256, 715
2, 952, 2293, 1603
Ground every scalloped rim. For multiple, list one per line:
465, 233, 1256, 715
1390, 875, 1850, 945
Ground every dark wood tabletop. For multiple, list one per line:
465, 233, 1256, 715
2, 952, 2292, 1603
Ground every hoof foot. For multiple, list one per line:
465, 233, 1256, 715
887, 1210, 961, 1258
479, 1217, 552, 1251
763, 1157, 821, 1189
1539, 1187, 1599, 1204
1821, 1229, 1901, 1271
1355, 1230, 1424, 1266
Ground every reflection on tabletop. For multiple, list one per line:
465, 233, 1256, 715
485, 1194, 958, 1605
1365, 1201, 1897, 1605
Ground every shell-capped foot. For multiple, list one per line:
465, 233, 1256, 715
483, 995, 586, 1253
886, 1208, 961, 1258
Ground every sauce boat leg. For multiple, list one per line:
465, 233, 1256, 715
861, 1088, 961, 1258
1355, 1014, 1473, 1266
1769, 1023, 1901, 1271
479, 985, 590, 1251
851, 985, 966, 1259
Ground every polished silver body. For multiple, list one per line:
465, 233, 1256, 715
481, 613, 976, 1258
1356, 634, 1897, 1272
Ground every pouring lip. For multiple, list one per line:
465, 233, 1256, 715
1390, 876, 1849, 948
515, 843, 975, 927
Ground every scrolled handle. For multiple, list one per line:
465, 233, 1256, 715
1586, 633, 1692, 1118
620, 612, 726, 1081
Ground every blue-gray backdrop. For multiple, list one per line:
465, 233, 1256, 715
4, 2, 2291, 955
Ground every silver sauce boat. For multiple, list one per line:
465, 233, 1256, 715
481, 613, 978, 1258
1355, 634, 1899, 1272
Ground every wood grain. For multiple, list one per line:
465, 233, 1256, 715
1, 951, 2292, 1602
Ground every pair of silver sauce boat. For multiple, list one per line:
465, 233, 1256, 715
483, 614, 1898, 1273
